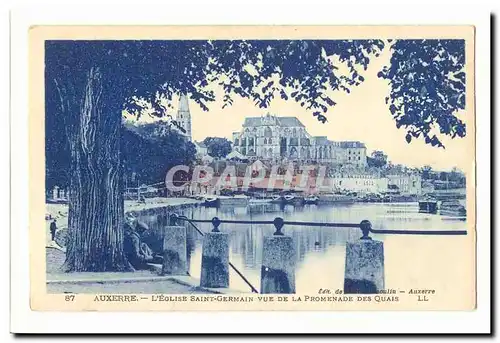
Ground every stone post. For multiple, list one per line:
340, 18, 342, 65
161, 225, 188, 275
343, 220, 384, 294
260, 217, 296, 294
200, 217, 229, 288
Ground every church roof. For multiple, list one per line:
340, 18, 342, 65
242, 116, 305, 128
311, 136, 329, 145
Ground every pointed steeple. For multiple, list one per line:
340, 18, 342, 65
179, 94, 190, 112
176, 94, 192, 141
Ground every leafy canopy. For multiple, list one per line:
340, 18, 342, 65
122, 122, 196, 184
202, 137, 232, 159
46, 39, 466, 150
378, 39, 466, 148
46, 40, 384, 122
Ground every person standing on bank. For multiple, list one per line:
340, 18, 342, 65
50, 219, 57, 241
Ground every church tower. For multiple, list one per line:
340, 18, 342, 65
176, 94, 192, 141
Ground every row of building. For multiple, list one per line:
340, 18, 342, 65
174, 97, 421, 195
186, 168, 422, 196
329, 173, 422, 195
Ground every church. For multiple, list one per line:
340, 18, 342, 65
175, 94, 192, 141
231, 113, 367, 167
173, 97, 367, 167
174, 95, 214, 162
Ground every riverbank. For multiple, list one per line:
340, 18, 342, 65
45, 197, 202, 246
46, 247, 237, 294
45, 197, 217, 294
46, 269, 219, 294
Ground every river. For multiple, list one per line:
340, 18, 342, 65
138, 202, 467, 293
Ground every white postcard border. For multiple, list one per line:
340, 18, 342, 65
10, 1, 491, 334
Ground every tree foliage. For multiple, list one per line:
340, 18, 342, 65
367, 150, 388, 168
378, 39, 466, 148
122, 122, 196, 185
208, 40, 385, 123
202, 137, 232, 158
47, 40, 385, 122
46, 39, 467, 155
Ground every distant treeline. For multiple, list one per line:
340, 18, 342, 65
45, 120, 197, 191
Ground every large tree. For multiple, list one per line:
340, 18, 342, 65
203, 137, 232, 158
46, 39, 466, 272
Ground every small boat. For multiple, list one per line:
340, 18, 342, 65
202, 196, 219, 207
329, 194, 356, 204
270, 194, 284, 203
283, 194, 296, 204
418, 199, 438, 214
303, 195, 319, 205
439, 200, 466, 217
249, 197, 273, 205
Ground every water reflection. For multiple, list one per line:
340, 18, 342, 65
138, 202, 466, 293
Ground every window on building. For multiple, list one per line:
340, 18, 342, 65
358, 156, 360, 160
234, 138, 239, 146
264, 138, 267, 144
269, 138, 272, 144
264, 126, 272, 137
348, 157, 351, 160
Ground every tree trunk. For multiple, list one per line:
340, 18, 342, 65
62, 67, 132, 272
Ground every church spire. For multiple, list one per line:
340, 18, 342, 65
176, 94, 192, 141
179, 94, 190, 113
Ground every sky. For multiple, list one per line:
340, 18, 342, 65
125, 44, 473, 173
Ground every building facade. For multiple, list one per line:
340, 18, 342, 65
329, 173, 388, 194
387, 174, 422, 195
231, 113, 367, 166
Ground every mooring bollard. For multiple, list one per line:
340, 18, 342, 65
260, 217, 296, 294
343, 220, 384, 294
161, 214, 188, 275
200, 217, 230, 288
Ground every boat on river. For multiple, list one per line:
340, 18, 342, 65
319, 194, 356, 204
418, 198, 438, 214
270, 194, 284, 203
439, 200, 466, 217
202, 196, 219, 207
267, 193, 302, 205
303, 195, 319, 205
248, 195, 275, 205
